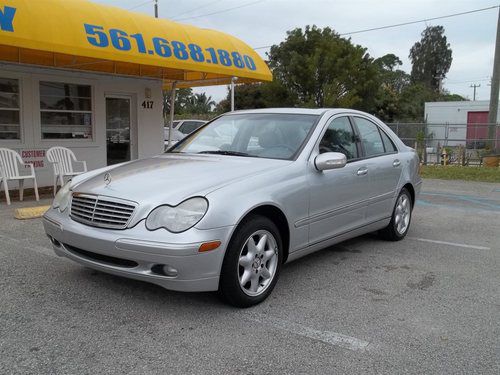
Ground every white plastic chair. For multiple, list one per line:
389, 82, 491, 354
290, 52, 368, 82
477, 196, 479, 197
0, 148, 40, 205
47, 146, 87, 196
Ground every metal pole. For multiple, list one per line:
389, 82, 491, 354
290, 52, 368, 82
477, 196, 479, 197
230, 77, 236, 111
488, 8, 500, 148
154, 0, 158, 18
470, 84, 480, 101
168, 81, 176, 148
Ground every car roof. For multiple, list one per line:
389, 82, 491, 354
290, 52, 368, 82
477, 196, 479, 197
227, 108, 372, 117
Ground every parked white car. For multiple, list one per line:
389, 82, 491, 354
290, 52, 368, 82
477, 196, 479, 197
163, 127, 186, 150
172, 119, 207, 135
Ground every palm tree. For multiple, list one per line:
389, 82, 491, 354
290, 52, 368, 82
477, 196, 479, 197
184, 93, 216, 114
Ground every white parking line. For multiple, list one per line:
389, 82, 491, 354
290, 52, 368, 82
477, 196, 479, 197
0, 234, 59, 258
251, 314, 370, 351
408, 237, 491, 250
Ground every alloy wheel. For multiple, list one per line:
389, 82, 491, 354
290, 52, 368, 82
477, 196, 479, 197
394, 194, 411, 235
237, 230, 278, 296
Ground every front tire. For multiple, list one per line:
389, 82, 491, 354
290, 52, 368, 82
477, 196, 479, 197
379, 188, 412, 241
219, 215, 283, 307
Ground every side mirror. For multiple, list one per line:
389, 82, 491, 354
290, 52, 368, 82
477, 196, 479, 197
314, 152, 347, 171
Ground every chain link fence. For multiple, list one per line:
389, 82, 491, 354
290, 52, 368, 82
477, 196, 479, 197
387, 123, 500, 165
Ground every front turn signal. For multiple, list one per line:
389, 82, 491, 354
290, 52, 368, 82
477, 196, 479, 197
199, 241, 221, 252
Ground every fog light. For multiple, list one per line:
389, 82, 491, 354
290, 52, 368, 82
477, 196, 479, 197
163, 265, 178, 277
48, 235, 61, 247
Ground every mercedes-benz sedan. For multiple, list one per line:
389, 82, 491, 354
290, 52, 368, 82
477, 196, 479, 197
43, 109, 421, 307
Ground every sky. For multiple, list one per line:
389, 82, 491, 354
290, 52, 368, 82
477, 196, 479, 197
95, 0, 499, 103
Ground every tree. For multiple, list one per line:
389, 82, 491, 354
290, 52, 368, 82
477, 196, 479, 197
409, 26, 452, 91
268, 26, 380, 110
373, 54, 411, 121
215, 81, 296, 113
163, 89, 216, 119
184, 93, 216, 114
163, 88, 193, 118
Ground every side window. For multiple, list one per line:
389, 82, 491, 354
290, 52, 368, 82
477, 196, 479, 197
319, 116, 358, 160
180, 121, 203, 134
380, 130, 397, 152
354, 117, 385, 157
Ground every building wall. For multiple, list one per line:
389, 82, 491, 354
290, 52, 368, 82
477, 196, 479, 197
424, 101, 499, 146
0, 63, 164, 188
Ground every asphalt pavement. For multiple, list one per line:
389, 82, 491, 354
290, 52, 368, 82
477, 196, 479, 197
0, 179, 499, 374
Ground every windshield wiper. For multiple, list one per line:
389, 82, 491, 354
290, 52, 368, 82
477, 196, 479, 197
198, 150, 252, 157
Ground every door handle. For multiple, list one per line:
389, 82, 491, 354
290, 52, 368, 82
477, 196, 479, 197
393, 159, 401, 167
357, 167, 368, 176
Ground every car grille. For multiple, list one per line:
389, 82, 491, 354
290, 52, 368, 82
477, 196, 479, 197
70, 193, 137, 229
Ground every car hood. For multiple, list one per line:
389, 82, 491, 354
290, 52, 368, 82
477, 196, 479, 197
72, 154, 289, 221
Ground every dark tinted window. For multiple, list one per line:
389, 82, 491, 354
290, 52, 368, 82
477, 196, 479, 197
179, 121, 204, 134
319, 116, 358, 160
354, 117, 384, 157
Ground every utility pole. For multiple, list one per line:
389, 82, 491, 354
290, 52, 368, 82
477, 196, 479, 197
487, 7, 500, 148
154, 0, 158, 18
470, 84, 480, 101
230, 77, 237, 111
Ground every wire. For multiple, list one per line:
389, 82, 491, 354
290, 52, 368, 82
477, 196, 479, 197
253, 5, 499, 50
174, 0, 267, 21
128, 0, 154, 11
339, 5, 499, 36
171, 0, 225, 19
445, 78, 491, 85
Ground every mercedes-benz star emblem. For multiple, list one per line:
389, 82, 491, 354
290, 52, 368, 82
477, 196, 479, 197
104, 172, 111, 186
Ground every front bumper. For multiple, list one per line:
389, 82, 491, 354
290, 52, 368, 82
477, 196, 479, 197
43, 208, 234, 292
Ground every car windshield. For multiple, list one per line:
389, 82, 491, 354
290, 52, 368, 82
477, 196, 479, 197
169, 113, 319, 160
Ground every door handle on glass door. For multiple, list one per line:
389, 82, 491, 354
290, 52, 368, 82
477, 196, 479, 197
357, 167, 368, 176
393, 159, 401, 167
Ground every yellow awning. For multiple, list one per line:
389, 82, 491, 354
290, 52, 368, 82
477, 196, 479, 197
0, 0, 272, 88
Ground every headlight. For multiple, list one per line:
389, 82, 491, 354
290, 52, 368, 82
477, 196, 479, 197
146, 197, 208, 233
52, 181, 72, 212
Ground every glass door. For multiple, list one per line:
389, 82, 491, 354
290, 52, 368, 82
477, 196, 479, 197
106, 96, 132, 165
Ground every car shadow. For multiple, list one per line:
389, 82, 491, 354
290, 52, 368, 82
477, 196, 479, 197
69, 233, 383, 309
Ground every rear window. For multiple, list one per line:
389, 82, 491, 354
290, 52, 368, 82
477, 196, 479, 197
380, 130, 398, 153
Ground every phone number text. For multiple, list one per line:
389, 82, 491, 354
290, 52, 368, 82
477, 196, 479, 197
84, 24, 257, 71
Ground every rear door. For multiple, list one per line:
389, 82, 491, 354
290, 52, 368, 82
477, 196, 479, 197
352, 116, 402, 222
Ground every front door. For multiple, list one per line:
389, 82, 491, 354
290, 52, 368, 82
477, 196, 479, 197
106, 96, 133, 165
307, 116, 370, 245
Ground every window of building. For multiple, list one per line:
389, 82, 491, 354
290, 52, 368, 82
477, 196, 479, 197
319, 116, 358, 160
0, 78, 20, 140
40, 81, 92, 139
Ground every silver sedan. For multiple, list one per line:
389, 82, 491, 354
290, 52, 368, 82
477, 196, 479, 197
43, 108, 421, 307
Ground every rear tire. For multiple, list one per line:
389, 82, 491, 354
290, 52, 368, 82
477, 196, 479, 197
219, 215, 283, 307
379, 188, 412, 241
